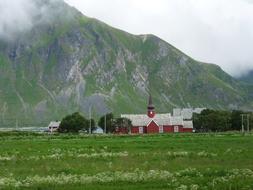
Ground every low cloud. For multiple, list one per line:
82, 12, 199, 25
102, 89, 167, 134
0, 0, 62, 41
0, 0, 34, 40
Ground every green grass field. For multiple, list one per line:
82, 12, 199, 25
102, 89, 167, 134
0, 132, 253, 190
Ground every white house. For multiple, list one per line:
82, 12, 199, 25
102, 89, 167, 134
48, 121, 61, 132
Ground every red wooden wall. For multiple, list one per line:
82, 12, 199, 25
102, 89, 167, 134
163, 126, 173, 133
146, 121, 159, 133
131, 127, 140, 134
182, 128, 193, 133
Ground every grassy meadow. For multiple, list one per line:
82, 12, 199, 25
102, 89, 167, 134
0, 132, 253, 189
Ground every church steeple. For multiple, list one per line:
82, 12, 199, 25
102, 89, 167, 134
147, 94, 155, 118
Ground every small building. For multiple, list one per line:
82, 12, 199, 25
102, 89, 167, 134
93, 127, 104, 134
121, 95, 193, 134
48, 121, 61, 132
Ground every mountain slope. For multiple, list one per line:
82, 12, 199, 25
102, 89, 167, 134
0, 0, 252, 127
239, 70, 253, 84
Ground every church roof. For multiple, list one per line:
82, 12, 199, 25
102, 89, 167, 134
121, 113, 190, 127
183, 120, 194, 128
173, 108, 206, 120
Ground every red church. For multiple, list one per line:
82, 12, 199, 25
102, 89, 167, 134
120, 95, 193, 134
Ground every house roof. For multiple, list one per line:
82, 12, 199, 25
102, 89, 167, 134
48, 121, 61, 128
121, 113, 191, 127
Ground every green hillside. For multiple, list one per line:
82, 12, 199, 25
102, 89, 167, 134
0, 0, 252, 127
239, 70, 253, 83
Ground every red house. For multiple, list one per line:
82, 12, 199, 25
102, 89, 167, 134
121, 95, 193, 134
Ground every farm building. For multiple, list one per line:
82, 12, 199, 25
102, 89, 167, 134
48, 121, 61, 132
120, 95, 194, 134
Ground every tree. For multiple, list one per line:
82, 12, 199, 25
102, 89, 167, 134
193, 109, 231, 132
98, 113, 114, 133
193, 109, 253, 132
193, 109, 215, 132
88, 118, 96, 133
212, 111, 231, 131
58, 112, 88, 133
113, 117, 132, 133
231, 110, 244, 131
193, 113, 202, 131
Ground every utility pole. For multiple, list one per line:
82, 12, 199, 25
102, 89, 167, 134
15, 119, 18, 130
247, 114, 250, 133
241, 113, 251, 134
111, 118, 113, 133
89, 106, 92, 134
104, 114, 107, 134
241, 114, 244, 133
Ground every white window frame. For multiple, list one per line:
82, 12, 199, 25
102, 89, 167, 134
174, 126, 179, 133
159, 126, 163, 133
139, 127, 143, 134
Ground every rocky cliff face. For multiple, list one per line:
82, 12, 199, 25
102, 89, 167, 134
0, 0, 252, 127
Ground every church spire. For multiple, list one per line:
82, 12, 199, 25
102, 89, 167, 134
147, 94, 155, 118
148, 94, 153, 107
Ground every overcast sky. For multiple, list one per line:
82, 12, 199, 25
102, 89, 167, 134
64, 0, 253, 77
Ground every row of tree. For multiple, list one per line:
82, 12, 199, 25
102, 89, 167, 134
97, 113, 132, 133
193, 109, 253, 132
58, 112, 132, 133
58, 109, 252, 133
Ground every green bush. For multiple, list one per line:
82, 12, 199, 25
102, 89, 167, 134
58, 112, 89, 133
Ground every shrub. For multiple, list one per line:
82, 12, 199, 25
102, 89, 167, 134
58, 112, 88, 133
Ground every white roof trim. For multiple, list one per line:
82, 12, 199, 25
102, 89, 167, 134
146, 119, 159, 127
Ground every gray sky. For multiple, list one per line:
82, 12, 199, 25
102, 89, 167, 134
64, 0, 253, 77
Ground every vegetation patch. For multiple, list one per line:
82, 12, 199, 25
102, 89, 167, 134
0, 133, 253, 189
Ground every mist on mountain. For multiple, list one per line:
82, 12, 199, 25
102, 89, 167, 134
0, 0, 72, 41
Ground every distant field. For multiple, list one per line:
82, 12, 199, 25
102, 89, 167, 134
0, 132, 253, 190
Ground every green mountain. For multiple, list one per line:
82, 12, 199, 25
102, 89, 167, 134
239, 71, 253, 84
0, 0, 252, 127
